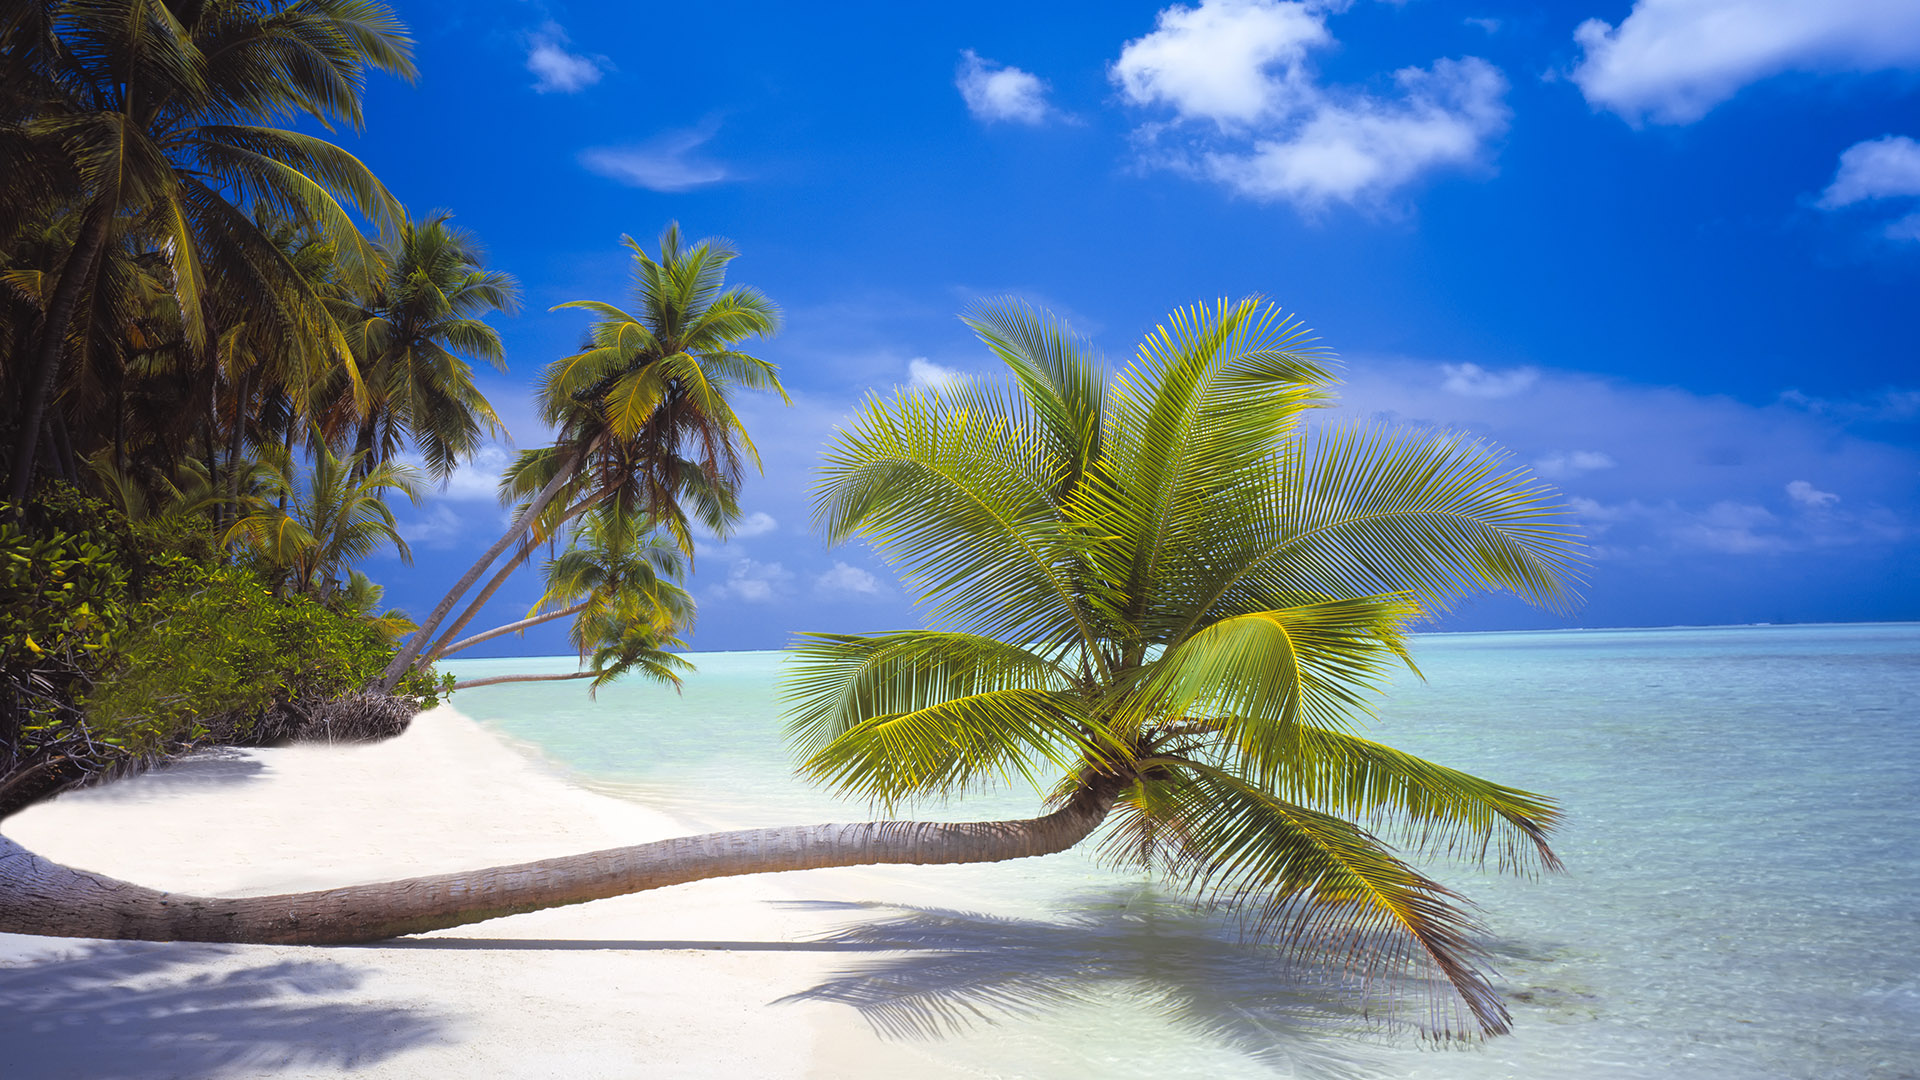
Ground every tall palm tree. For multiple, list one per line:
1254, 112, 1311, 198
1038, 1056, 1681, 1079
379, 224, 783, 691
225, 440, 422, 599
0, 299, 1579, 1038
328, 209, 518, 480
2, 0, 414, 503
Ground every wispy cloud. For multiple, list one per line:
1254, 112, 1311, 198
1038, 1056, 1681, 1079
1113, 0, 1509, 211
815, 561, 886, 598
956, 50, 1057, 125
710, 558, 793, 604
526, 22, 607, 94
1335, 354, 1917, 563
1816, 134, 1920, 240
1569, 0, 1920, 125
1440, 362, 1537, 398
580, 124, 732, 192
908, 357, 966, 389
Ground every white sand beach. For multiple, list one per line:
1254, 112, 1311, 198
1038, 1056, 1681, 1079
0, 707, 967, 1079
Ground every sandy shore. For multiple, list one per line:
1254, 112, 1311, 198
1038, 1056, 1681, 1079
0, 707, 969, 1079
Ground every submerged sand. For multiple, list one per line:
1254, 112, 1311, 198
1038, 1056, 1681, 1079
0, 707, 965, 1079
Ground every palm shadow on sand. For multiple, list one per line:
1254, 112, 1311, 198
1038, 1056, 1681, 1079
772, 889, 1448, 1080
0, 941, 449, 1079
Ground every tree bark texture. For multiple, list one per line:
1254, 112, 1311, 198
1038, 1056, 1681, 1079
0, 781, 1119, 944
449, 670, 594, 691
7, 202, 113, 504
437, 603, 585, 660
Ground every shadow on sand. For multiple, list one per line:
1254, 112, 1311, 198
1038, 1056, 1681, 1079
0, 941, 448, 1079
762, 892, 1424, 1078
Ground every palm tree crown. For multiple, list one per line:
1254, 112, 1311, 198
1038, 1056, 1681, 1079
787, 298, 1584, 1036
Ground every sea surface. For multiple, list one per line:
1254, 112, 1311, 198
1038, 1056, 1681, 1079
443, 623, 1920, 1079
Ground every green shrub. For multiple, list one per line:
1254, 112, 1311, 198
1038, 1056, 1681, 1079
81, 563, 433, 752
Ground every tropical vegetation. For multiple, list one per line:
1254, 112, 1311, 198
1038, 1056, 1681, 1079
0, 299, 1582, 1042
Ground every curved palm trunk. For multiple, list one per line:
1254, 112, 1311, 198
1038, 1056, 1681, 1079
436, 603, 586, 660
0, 781, 1118, 944
378, 453, 580, 691
450, 671, 593, 691
421, 496, 597, 666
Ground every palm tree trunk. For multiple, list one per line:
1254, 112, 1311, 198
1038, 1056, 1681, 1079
421, 497, 597, 666
378, 452, 581, 692
0, 779, 1120, 944
450, 671, 595, 691
437, 603, 587, 660
7, 202, 113, 505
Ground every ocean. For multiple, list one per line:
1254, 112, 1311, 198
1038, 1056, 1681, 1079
442, 623, 1920, 1079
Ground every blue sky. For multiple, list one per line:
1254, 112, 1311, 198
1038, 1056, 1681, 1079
348, 0, 1920, 656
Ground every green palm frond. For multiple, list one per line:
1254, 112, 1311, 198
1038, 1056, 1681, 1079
1138, 595, 1421, 785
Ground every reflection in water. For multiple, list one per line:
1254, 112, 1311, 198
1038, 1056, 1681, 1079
780, 889, 1451, 1079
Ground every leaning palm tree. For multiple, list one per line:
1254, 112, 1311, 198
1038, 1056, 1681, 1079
378, 224, 784, 691
441, 509, 696, 691
0, 299, 1578, 1039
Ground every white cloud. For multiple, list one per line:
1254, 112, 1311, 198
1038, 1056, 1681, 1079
711, 558, 793, 604
1113, 1, 1509, 210
1202, 58, 1508, 209
580, 125, 731, 192
1113, 0, 1330, 126
1671, 501, 1790, 555
402, 443, 510, 502
1819, 135, 1920, 207
1570, 0, 1920, 125
1786, 479, 1840, 507
1464, 17, 1502, 35
396, 504, 469, 549
731, 511, 778, 538
1535, 449, 1616, 478
957, 51, 1055, 124
1440, 362, 1537, 398
908, 357, 966, 389
815, 561, 885, 598
526, 23, 607, 94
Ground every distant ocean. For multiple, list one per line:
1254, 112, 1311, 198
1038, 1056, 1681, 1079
443, 623, 1920, 1079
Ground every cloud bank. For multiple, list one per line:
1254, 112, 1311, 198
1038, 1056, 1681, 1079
1113, 0, 1509, 210
1570, 0, 1920, 124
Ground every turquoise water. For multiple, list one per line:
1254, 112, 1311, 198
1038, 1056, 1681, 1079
444, 624, 1920, 1079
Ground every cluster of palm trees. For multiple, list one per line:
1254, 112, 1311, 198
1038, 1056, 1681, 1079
2, 3, 779, 677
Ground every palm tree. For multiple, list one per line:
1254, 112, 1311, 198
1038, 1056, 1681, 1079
441, 509, 696, 692
225, 440, 423, 599
327, 209, 519, 480
378, 224, 784, 691
2, 0, 414, 504
0, 299, 1579, 1038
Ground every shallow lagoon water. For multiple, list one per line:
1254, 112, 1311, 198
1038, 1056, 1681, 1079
445, 624, 1920, 1079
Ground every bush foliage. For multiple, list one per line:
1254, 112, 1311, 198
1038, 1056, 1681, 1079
1, 484, 434, 816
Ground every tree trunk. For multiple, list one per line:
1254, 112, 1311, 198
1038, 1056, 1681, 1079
0, 780, 1119, 944
450, 671, 595, 691
437, 603, 586, 660
7, 201, 113, 504
377, 451, 581, 692
421, 496, 597, 666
